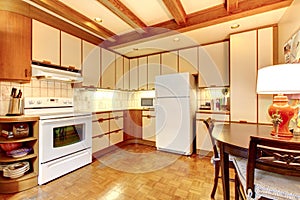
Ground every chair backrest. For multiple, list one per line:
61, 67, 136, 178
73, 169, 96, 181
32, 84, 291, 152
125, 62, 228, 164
203, 118, 219, 159
246, 136, 300, 198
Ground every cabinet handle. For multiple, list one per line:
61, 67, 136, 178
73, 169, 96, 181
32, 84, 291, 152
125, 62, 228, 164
25, 69, 28, 77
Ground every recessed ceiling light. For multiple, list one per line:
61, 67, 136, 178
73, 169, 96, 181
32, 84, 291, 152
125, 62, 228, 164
94, 17, 102, 23
173, 37, 180, 42
133, 48, 139, 51
231, 24, 240, 29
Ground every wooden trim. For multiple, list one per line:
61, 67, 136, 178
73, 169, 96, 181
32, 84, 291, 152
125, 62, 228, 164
273, 25, 279, 64
162, 0, 186, 25
28, 0, 114, 39
95, 0, 146, 30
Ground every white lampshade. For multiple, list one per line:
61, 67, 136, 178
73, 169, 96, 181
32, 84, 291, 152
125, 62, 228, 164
257, 64, 300, 94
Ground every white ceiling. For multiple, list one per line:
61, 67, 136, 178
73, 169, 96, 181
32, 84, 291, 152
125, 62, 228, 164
57, 0, 288, 57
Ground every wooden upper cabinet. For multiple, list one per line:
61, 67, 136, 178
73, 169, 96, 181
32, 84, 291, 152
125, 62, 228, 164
82, 41, 100, 87
61, 31, 82, 70
179, 47, 198, 74
101, 48, 116, 89
32, 20, 60, 65
0, 11, 31, 82
161, 51, 178, 75
199, 41, 229, 87
148, 54, 160, 90
138, 57, 147, 90
115, 55, 124, 90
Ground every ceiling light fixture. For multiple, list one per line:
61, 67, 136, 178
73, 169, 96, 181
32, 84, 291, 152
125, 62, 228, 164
94, 17, 102, 23
133, 48, 139, 51
231, 24, 240, 29
173, 37, 180, 42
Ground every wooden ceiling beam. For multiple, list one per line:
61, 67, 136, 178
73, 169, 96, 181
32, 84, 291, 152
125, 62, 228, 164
226, 0, 240, 13
162, 0, 187, 25
28, 0, 115, 39
96, 0, 146, 30
104, 0, 292, 48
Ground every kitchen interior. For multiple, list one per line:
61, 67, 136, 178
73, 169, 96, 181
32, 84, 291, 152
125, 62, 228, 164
0, 0, 299, 199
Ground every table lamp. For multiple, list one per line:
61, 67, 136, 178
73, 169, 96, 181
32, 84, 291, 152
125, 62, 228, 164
256, 63, 300, 137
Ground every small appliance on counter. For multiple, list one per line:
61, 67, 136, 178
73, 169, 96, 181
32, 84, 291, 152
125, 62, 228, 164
7, 87, 23, 116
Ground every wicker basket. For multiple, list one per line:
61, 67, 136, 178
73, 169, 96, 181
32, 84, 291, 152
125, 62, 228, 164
12, 123, 29, 138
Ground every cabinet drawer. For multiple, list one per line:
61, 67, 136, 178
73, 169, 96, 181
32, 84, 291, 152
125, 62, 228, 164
109, 130, 123, 145
92, 135, 109, 153
110, 112, 123, 131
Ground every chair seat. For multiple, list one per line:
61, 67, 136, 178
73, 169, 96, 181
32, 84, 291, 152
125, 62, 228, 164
233, 157, 300, 200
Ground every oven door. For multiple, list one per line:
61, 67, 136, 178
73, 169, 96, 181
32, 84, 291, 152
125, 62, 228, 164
39, 114, 92, 163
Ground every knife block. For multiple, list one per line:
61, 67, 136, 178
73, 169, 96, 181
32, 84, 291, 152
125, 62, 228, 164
7, 97, 24, 116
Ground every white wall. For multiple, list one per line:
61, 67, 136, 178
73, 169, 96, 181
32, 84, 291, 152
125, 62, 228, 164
278, 0, 300, 63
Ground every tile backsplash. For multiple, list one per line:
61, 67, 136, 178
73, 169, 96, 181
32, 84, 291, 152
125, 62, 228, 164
0, 78, 73, 115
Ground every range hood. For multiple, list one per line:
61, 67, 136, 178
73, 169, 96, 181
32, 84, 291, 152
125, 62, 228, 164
31, 62, 83, 82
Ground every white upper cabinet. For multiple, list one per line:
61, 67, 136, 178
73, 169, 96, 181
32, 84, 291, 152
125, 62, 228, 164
178, 47, 198, 74
82, 41, 100, 87
199, 41, 229, 87
101, 48, 116, 89
257, 27, 274, 124
129, 58, 138, 90
123, 57, 130, 90
115, 55, 124, 90
138, 57, 148, 90
230, 30, 257, 123
32, 20, 60, 65
148, 54, 160, 90
61, 31, 82, 70
161, 51, 178, 75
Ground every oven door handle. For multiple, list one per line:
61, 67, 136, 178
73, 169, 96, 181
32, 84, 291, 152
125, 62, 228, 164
40, 115, 91, 124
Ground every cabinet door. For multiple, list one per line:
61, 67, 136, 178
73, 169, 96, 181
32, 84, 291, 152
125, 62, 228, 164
124, 110, 142, 140
230, 30, 257, 123
258, 27, 274, 124
138, 57, 148, 90
0, 11, 31, 81
129, 58, 138, 90
82, 41, 100, 87
161, 51, 178, 75
199, 41, 229, 87
32, 20, 60, 65
92, 135, 109, 153
101, 48, 116, 89
179, 47, 198, 74
148, 54, 160, 90
61, 31, 82, 70
142, 110, 156, 142
115, 55, 124, 90
123, 57, 130, 90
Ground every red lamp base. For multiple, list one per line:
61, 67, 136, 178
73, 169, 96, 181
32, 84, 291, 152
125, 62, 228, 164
268, 95, 295, 138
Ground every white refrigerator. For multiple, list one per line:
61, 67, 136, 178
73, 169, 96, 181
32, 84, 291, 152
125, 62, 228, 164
155, 72, 196, 155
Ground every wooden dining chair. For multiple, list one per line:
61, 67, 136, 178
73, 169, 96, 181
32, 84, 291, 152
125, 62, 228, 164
203, 118, 234, 199
233, 136, 300, 200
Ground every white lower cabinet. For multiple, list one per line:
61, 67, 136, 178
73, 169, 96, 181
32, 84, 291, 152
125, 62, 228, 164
142, 110, 156, 142
109, 111, 124, 145
92, 135, 109, 153
110, 131, 123, 145
196, 113, 229, 154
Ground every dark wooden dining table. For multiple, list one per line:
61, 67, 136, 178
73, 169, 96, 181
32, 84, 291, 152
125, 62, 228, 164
212, 122, 300, 200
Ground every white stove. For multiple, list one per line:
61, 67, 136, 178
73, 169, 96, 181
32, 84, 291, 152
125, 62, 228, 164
24, 97, 92, 185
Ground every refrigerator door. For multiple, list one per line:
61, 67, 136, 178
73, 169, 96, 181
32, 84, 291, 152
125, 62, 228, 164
155, 73, 190, 98
156, 97, 193, 155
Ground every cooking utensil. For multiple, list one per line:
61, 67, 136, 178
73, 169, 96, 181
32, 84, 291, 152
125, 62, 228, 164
10, 88, 17, 98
